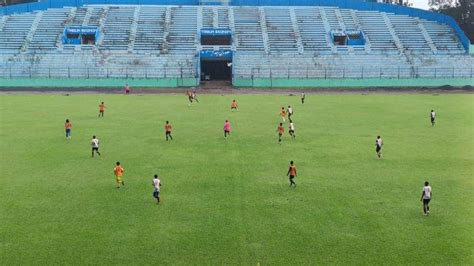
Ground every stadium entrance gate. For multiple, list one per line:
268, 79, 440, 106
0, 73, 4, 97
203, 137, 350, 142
199, 50, 232, 82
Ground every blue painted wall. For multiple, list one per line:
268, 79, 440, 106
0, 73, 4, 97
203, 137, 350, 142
0, 0, 470, 51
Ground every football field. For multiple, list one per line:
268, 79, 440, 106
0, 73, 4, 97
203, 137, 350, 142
0, 92, 473, 264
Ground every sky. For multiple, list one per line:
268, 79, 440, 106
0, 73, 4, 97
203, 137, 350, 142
409, 0, 430, 10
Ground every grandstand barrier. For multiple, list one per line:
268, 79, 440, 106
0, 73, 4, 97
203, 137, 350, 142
0, 77, 471, 88
470, 44, 474, 55
0, 78, 199, 88
238, 66, 472, 79
0, 0, 469, 51
233, 78, 474, 88
1, 66, 471, 88
0, 66, 197, 79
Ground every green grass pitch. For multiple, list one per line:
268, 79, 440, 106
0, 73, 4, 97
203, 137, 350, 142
0, 93, 473, 264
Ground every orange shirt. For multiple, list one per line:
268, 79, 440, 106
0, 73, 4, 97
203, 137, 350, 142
114, 166, 124, 177
231, 101, 238, 108
281, 110, 286, 117
187, 91, 192, 97
65, 122, 72, 129
99, 104, 105, 111
289, 165, 296, 176
165, 124, 172, 132
277, 126, 284, 134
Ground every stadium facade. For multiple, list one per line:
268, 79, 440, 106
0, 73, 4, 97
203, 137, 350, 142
0, 0, 473, 88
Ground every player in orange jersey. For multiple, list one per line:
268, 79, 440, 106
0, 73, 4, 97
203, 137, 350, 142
165, 121, 173, 141
224, 120, 231, 138
114, 161, 125, 188
280, 107, 287, 122
192, 89, 199, 103
231, 99, 238, 112
65, 119, 72, 139
276, 122, 284, 144
287, 161, 297, 187
98, 102, 105, 117
187, 90, 193, 105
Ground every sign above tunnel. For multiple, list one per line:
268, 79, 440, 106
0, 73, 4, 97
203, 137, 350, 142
200, 28, 232, 45
200, 28, 232, 37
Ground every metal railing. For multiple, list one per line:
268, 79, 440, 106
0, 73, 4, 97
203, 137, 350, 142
0, 66, 197, 79
235, 66, 474, 79
1, 65, 472, 80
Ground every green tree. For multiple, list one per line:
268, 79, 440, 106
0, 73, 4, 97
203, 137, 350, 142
431, 0, 474, 43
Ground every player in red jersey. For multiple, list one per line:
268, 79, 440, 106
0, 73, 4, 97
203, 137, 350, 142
276, 122, 284, 144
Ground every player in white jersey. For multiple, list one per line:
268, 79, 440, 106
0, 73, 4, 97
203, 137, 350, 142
152, 174, 161, 204
287, 106, 294, 121
375, 136, 383, 159
430, 110, 436, 126
288, 122, 296, 139
420, 181, 432, 215
91, 136, 101, 157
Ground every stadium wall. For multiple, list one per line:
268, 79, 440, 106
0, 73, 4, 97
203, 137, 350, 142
233, 78, 474, 88
0, 77, 472, 89
0, 78, 199, 88
0, 0, 470, 51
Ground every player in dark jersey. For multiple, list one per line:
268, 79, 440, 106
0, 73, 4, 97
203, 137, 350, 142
287, 161, 297, 187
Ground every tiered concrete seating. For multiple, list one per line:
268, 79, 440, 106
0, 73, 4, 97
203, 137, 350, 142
264, 7, 298, 54
233, 7, 265, 52
0, 4, 471, 81
0, 12, 36, 52
134, 6, 166, 52
386, 13, 432, 53
421, 19, 465, 54
168, 6, 197, 53
29, 8, 72, 50
99, 6, 135, 50
356, 10, 399, 54
217, 7, 229, 28
294, 7, 332, 53
202, 7, 213, 28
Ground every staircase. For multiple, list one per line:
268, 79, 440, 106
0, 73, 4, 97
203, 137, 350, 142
57, 8, 76, 50
382, 12, 404, 54
320, 8, 336, 53
417, 18, 437, 54
82, 7, 93, 26
196, 6, 203, 52
96, 7, 109, 46
228, 7, 237, 51
334, 9, 346, 31
258, 7, 270, 54
161, 7, 172, 54
350, 9, 371, 53
0, 15, 8, 32
289, 7, 304, 54
128, 6, 140, 52
20, 11, 43, 52
212, 7, 218, 28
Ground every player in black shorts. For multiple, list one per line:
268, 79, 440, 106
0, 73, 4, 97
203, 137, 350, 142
287, 161, 297, 187
375, 136, 383, 159
91, 135, 101, 157
430, 110, 436, 127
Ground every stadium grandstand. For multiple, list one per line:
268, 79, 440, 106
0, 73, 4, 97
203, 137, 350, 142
0, 0, 472, 88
